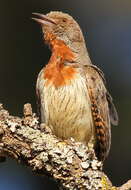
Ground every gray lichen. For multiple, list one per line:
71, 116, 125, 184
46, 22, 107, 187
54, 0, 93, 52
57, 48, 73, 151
0, 103, 124, 190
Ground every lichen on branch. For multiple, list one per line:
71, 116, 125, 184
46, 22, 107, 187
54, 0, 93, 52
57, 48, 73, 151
0, 103, 130, 190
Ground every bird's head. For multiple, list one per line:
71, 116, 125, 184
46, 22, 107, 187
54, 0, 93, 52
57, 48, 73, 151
32, 11, 85, 51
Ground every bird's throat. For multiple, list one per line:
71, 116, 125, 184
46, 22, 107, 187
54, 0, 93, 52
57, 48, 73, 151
44, 33, 77, 87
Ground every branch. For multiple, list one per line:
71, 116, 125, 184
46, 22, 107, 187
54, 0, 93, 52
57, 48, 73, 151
0, 103, 130, 190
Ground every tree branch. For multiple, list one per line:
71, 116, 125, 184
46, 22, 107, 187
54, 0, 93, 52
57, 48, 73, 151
0, 103, 130, 190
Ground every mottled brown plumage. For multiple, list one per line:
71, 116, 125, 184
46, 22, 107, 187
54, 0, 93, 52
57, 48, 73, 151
33, 11, 118, 161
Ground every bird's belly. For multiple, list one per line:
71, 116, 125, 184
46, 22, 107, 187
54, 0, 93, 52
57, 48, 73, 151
43, 75, 94, 144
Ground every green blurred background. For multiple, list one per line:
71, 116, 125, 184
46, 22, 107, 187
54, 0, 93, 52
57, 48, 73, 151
0, 0, 131, 189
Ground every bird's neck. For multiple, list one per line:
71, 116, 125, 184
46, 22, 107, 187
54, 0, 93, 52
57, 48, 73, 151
43, 32, 91, 87
50, 39, 75, 64
43, 33, 77, 87
44, 32, 91, 65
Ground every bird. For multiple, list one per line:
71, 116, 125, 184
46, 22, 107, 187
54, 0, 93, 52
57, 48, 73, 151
32, 11, 118, 161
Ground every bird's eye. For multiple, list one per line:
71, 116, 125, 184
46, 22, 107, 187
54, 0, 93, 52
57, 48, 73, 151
62, 18, 67, 23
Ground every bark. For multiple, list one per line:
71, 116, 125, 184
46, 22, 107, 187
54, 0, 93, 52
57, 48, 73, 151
0, 103, 130, 190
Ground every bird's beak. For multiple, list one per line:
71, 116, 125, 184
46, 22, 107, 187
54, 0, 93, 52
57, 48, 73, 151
32, 13, 56, 25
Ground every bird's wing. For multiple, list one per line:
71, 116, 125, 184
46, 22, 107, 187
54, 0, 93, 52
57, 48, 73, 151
90, 65, 118, 126
84, 65, 118, 160
106, 91, 118, 126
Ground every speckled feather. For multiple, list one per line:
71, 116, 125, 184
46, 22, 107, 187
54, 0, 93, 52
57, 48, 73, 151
85, 66, 111, 160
